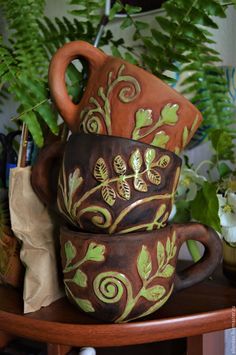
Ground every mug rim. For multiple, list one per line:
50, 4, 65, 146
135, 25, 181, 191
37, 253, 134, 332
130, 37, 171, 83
67, 132, 182, 163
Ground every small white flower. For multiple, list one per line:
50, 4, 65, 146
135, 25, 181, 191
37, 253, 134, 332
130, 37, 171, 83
177, 167, 206, 201
217, 193, 236, 243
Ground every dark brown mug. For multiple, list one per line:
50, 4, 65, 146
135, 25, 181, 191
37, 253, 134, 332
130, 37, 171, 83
57, 133, 182, 234
48, 41, 202, 153
60, 222, 222, 323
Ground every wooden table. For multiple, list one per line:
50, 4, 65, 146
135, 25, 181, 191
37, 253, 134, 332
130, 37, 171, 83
0, 262, 235, 355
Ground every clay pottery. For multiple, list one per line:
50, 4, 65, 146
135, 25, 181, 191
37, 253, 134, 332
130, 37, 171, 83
60, 222, 222, 323
48, 40, 202, 153
222, 239, 236, 285
57, 133, 182, 234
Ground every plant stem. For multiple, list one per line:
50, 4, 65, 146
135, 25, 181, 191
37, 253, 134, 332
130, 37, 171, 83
186, 240, 201, 262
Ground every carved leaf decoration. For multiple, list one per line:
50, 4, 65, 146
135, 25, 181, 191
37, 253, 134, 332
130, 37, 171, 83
75, 297, 95, 312
86, 242, 105, 262
155, 155, 171, 168
147, 169, 161, 185
182, 126, 189, 147
157, 241, 165, 269
129, 148, 143, 173
113, 155, 127, 175
144, 148, 156, 169
65, 241, 76, 266
69, 168, 83, 196
157, 264, 175, 278
137, 245, 152, 281
151, 131, 170, 148
134, 176, 148, 192
170, 232, 177, 258
72, 269, 87, 288
101, 185, 116, 206
166, 237, 171, 257
117, 179, 131, 200
141, 285, 165, 302
190, 115, 199, 134
132, 109, 153, 140
94, 158, 108, 182
160, 103, 179, 125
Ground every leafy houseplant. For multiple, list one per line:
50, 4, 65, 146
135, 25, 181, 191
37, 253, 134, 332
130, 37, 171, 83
0, 0, 236, 260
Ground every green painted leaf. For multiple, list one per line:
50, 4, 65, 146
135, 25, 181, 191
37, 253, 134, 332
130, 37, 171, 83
69, 168, 83, 196
137, 245, 152, 281
72, 269, 87, 288
101, 185, 116, 206
65, 241, 76, 265
113, 155, 127, 175
141, 285, 165, 302
132, 109, 153, 140
117, 179, 131, 200
86, 242, 105, 262
158, 264, 175, 278
157, 241, 165, 268
75, 297, 95, 312
190, 115, 200, 134
160, 103, 179, 126
94, 158, 108, 182
155, 155, 171, 168
151, 131, 170, 148
129, 149, 143, 173
134, 176, 147, 192
147, 169, 161, 185
182, 126, 189, 147
166, 237, 171, 256
144, 148, 156, 169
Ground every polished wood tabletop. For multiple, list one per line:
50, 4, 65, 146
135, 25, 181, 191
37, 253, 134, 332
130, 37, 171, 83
0, 262, 235, 348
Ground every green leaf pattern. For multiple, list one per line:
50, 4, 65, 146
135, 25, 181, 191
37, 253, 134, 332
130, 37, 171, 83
92, 230, 177, 322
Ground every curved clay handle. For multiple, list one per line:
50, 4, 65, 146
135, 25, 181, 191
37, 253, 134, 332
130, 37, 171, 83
174, 223, 222, 291
31, 140, 65, 206
48, 41, 107, 131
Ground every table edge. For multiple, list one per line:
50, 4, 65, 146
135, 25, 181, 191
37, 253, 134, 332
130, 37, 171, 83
0, 307, 234, 347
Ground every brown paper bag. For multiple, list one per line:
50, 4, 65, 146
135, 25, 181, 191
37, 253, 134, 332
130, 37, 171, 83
9, 166, 64, 313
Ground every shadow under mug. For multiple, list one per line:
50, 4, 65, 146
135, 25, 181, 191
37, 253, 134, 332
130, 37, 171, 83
56, 132, 182, 234
48, 40, 202, 153
60, 222, 222, 323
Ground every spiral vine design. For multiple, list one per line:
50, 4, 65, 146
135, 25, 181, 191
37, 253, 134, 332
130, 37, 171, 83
80, 110, 104, 134
93, 271, 132, 304
77, 205, 113, 229
116, 76, 141, 103
79, 64, 141, 135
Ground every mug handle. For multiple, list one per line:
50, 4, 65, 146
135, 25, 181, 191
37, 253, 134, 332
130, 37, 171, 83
174, 223, 222, 291
31, 140, 65, 206
48, 40, 107, 131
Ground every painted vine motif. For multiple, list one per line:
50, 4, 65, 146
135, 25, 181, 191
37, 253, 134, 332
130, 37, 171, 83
93, 231, 177, 323
131, 105, 200, 152
79, 64, 141, 135
57, 147, 179, 233
63, 241, 105, 313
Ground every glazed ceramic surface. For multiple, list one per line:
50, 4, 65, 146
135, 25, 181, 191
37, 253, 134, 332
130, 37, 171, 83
49, 41, 202, 153
60, 223, 222, 323
57, 133, 182, 234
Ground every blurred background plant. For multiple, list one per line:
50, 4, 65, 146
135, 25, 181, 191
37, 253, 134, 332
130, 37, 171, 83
0, 0, 236, 257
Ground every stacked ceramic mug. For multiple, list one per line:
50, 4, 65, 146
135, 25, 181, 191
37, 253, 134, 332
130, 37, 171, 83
33, 41, 222, 323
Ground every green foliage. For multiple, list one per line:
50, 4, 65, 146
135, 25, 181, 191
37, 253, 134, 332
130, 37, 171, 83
190, 182, 221, 232
0, 0, 111, 146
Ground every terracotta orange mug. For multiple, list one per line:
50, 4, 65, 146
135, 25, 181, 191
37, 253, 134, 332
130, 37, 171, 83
49, 41, 202, 153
